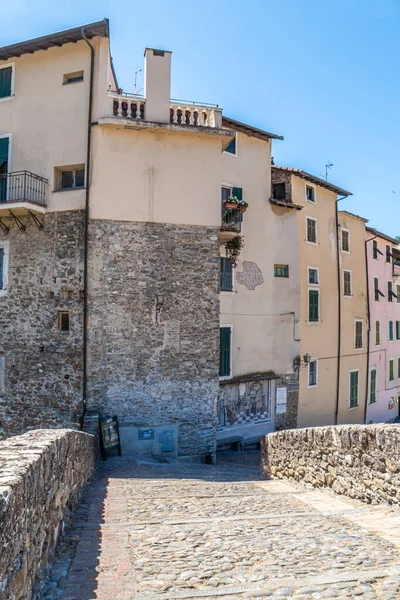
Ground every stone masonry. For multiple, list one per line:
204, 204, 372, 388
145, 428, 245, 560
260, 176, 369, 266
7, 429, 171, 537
262, 424, 400, 505
0, 211, 84, 438
0, 429, 96, 600
87, 220, 220, 457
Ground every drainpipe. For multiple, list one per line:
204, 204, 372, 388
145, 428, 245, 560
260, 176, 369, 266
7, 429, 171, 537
334, 196, 347, 425
80, 28, 95, 429
364, 232, 377, 424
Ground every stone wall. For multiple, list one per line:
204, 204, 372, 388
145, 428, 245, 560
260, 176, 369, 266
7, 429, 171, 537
261, 425, 400, 505
0, 211, 85, 438
88, 220, 220, 458
0, 429, 96, 600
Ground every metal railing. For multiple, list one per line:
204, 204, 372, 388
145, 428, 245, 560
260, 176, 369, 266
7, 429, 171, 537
221, 205, 242, 233
0, 171, 47, 206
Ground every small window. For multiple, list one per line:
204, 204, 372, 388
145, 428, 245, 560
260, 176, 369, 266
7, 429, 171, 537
274, 264, 289, 278
343, 271, 352, 296
56, 166, 85, 191
398, 358, 400, 379
308, 289, 319, 322
306, 185, 315, 203
63, 71, 84, 85
396, 321, 400, 340
349, 370, 359, 408
219, 326, 231, 377
397, 285, 400, 303
0, 247, 5, 290
389, 320, 394, 341
389, 359, 394, 382
355, 320, 363, 349
224, 134, 237, 156
308, 360, 318, 387
220, 257, 233, 291
0, 64, 13, 100
308, 268, 319, 285
373, 240, 378, 259
272, 182, 286, 201
58, 311, 70, 333
376, 321, 380, 345
341, 229, 350, 252
374, 277, 384, 301
369, 369, 377, 404
307, 218, 317, 243
0, 244, 9, 296
386, 245, 392, 263
221, 186, 232, 203
388, 281, 393, 302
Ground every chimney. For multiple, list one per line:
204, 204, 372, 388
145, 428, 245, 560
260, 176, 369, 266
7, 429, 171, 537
144, 48, 172, 123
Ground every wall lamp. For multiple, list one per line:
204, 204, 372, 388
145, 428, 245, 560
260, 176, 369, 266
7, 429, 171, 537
293, 353, 312, 371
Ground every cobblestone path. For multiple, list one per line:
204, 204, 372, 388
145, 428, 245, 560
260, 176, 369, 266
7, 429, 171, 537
43, 455, 400, 600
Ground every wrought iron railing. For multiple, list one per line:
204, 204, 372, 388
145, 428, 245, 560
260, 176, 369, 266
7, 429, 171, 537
0, 171, 47, 206
221, 205, 242, 233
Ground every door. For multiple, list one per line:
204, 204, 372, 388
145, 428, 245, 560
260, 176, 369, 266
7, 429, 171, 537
0, 137, 9, 202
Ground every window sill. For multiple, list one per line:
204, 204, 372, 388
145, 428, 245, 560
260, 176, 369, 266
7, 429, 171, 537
343, 294, 353, 298
220, 290, 235, 295
348, 405, 359, 411
219, 375, 232, 381
53, 187, 86, 193
308, 321, 320, 325
306, 240, 318, 246
308, 384, 318, 388
0, 94, 14, 103
223, 151, 237, 157
306, 199, 316, 204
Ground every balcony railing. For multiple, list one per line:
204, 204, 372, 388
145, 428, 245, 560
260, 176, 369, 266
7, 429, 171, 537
0, 171, 47, 206
221, 205, 242, 234
108, 91, 222, 128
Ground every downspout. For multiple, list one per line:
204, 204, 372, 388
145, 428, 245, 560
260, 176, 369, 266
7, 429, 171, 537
334, 196, 347, 425
364, 233, 377, 424
80, 28, 95, 429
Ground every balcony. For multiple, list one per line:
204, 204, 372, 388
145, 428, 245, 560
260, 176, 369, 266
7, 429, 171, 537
108, 92, 223, 129
0, 171, 47, 215
219, 205, 242, 243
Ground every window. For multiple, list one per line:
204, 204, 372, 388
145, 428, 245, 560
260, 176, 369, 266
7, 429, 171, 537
343, 270, 352, 296
57, 311, 70, 333
0, 243, 9, 296
388, 281, 393, 302
0, 247, 4, 290
56, 166, 85, 190
397, 285, 400, 303
396, 321, 400, 340
373, 240, 378, 259
389, 321, 394, 341
376, 321, 380, 345
219, 327, 231, 377
221, 186, 243, 204
398, 358, 400, 379
0, 354, 4, 397
308, 268, 319, 285
272, 182, 286, 200
389, 359, 394, 382
307, 218, 317, 243
341, 229, 350, 252
349, 370, 359, 408
63, 71, 84, 85
306, 185, 315, 203
308, 360, 318, 387
308, 289, 319, 322
386, 245, 392, 263
274, 264, 289, 278
369, 369, 377, 404
374, 277, 384, 301
0, 64, 14, 100
355, 320, 363, 349
220, 257, 233, 291
224, 134, 237, 156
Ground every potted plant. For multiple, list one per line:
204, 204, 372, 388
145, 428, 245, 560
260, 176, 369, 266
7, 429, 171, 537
239, 200, 249, 213
224, 196, 239, 209
225, 234, 245, 267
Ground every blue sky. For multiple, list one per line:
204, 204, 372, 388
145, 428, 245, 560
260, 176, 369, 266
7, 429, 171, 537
3, 0, 400, 236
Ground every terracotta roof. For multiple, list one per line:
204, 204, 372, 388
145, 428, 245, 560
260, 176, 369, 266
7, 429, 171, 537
272, 165, 352, 197
366, 227, 399, 245
338, 210, 369, 223
222, 117, 283, 142
0, 19, 109, 61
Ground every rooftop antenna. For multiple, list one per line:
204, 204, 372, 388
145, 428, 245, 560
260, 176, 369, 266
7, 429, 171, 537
325, 161, 334, 181
133, 67, 144, 95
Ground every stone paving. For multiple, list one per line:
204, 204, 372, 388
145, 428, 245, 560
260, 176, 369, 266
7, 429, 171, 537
41, 453, 400, 600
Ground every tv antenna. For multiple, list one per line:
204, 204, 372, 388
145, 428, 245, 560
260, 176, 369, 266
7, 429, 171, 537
133, 67, 144, 95
325, 161, 334, 181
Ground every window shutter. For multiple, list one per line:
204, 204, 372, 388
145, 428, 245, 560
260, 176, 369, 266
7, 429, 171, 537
0, 248, 3, 290
309, 290, 319, 321
0, 136, 9, 169
219, 327, 231, 377
232, 187, 242, 201
0, 67, 12, 99
220, 258, 233, 291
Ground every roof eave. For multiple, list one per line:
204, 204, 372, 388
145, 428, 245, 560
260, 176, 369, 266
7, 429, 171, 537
222, 116, 283, 141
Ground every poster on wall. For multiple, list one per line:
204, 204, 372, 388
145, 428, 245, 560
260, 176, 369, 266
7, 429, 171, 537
276, 387, 287, 414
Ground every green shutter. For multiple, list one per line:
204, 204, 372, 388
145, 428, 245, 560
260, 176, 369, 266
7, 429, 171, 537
232, 187, 242, 201
370, 370, 376, 403
219, 327, 231, 377
0, 248, 3, 290
0, 67, 12, 99
0, 136, 9, 169
350, 371, 359, 408
309, 290, 319, 322
220, 258, 233, 291
389, 321, 394, 341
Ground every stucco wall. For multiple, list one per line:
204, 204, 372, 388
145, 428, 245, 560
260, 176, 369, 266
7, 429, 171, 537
261, 424, 400, 506
0, 429, 96, 600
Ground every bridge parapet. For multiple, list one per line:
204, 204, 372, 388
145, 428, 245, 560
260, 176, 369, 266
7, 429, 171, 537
0, 429, 96, 600
261, 424, 400, 505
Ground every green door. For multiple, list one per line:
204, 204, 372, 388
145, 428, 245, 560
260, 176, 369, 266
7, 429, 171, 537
0, 137, 9, 203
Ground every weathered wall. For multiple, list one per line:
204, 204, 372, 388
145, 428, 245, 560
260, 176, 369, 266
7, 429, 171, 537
0, 211, 84, 438
261, 425, 400, 505
88, 219, 220, 457
0, 429, 96, 600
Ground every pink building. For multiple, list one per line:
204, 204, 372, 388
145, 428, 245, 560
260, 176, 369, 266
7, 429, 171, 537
366, 228, 400, 423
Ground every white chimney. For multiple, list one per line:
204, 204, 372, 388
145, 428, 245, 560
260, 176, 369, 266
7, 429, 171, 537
144, 48, 172, 123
